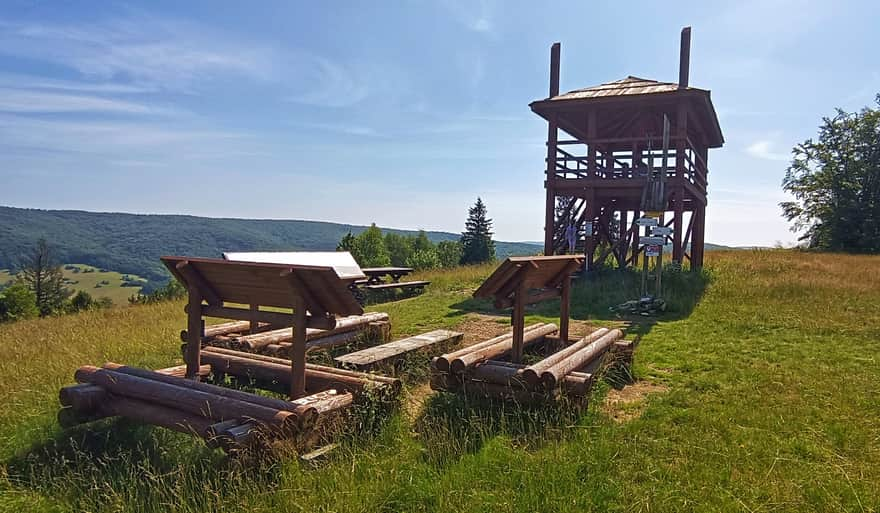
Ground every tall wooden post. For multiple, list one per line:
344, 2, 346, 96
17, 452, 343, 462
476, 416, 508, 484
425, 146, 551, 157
543, 43, 561, 256
679, 27, 691, 89
585, 189, 596, 271
511, 282, 526, 363
291, 293, 308, 398
618, 209, 628, 268
673, 103, 688, 263
249, 303, 259, 334
692, 203, 706, 269
559, 276, 570, 343
185, 287, 203, 379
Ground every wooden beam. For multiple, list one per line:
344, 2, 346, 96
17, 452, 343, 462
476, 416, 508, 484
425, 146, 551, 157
199, 305, 336, 330
291, 293, 307, 399
679, 26, 692, 89
175, 261, 220, 306
185, 285, 203, 379
559, 274, 571, 343
494, 287, 561, 309
511, 282, 526, 364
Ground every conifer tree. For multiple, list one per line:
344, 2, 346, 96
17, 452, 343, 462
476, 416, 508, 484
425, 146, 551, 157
459, 197, 496, 264
18, 238, 70, 316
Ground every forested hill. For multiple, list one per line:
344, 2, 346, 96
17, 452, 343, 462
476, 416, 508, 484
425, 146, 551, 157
0, 206, 540, 286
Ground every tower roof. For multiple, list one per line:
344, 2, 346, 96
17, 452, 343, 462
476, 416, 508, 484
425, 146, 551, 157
550, 76, 696, 101
530, 75, 724, 148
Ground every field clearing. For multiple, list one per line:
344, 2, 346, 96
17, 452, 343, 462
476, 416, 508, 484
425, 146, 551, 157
0, 249, 878, 512
0, 264, 146, 306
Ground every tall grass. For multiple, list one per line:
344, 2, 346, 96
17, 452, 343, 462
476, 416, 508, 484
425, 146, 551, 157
1, 250, 879, 512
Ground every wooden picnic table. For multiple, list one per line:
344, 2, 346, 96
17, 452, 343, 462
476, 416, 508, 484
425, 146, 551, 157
361, 267, 413, 285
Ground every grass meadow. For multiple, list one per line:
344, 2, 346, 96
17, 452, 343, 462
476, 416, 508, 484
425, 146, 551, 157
0, 264, 147, 306
0, 249, 878, 512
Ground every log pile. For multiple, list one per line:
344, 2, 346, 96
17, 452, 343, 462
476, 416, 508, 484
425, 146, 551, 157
59, 351, 401, 452
431, 325, 632, 404
187, 312, 392, 358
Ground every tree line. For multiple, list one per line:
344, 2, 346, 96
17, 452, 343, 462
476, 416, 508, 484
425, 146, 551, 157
0, 239, 112, 323
337, 197, 496, 269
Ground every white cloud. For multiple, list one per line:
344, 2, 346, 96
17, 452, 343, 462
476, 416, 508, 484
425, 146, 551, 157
0, 17, 275, 92
745, 140, 790, 162
283, 52, 369, 108
0, 88, 178, 115
440, 0, 498, 37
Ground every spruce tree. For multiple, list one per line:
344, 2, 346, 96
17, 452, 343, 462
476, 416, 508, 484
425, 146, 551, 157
459, 197, 496, 265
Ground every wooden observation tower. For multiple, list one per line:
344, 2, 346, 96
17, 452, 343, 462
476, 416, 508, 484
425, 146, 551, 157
530, 27, 724, 270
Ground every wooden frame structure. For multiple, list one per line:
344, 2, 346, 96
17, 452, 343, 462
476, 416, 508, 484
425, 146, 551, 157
59, 257, 401, 451
161, 256, 364, 398
530, 27, 724, 270
431, 256, 633, 403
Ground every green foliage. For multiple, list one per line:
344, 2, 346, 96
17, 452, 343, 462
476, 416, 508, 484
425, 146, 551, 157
406, 248, 440, 271
780, 94, 880, 251
0, 283, 38, 323
460, 197, 496, 265
436, 240, 463, 268
66, 291, 94, 313
17, 239, 71, 316
383, 232, 413, 267
128, 279, 186, 305
412, 230, 433, 253
353, 224, 391, 267
336, 231, 358, 253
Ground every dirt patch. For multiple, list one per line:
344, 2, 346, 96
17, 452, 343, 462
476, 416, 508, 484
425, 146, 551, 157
402, 383, 434, 421
602, 381, 668, 423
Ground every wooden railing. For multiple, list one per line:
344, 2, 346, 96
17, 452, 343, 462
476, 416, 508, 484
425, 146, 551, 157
549, 137, 707, 191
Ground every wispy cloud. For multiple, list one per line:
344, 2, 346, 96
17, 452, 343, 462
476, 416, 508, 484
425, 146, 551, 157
440, 0, 498, 36
283, 52, 369, 108
745, 140, 790, 162
0, 88, 178, 115
0, 115, 249, 156
0, 17, 274, 92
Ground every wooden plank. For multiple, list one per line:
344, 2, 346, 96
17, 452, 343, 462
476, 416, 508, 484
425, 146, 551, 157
363, 280, 430, 291
199, 305, 336, 330
335, 329, 464, 369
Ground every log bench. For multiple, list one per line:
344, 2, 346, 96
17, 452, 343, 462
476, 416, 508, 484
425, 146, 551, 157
334, 329, 463, 370
363, 280, 430, 291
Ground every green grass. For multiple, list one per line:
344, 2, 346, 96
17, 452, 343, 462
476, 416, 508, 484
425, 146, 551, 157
0, 264, 146, 306
1, 250, 879, 512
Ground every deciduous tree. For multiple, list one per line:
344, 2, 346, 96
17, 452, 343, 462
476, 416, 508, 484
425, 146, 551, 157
780, 95, 880, 251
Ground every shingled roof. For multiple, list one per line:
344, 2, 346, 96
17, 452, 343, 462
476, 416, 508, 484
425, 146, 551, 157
550, 76, 700, 101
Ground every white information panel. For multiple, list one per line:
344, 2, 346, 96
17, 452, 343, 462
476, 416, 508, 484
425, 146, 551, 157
222, 251, 366, 280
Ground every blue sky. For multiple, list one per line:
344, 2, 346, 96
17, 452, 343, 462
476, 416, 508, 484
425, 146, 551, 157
0, 1, 877, 246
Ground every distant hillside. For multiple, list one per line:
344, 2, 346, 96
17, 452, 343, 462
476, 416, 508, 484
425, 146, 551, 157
0, 206, 541, 286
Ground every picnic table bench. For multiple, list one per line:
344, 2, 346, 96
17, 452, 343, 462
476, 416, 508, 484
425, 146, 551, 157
360, 267, 414, 285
